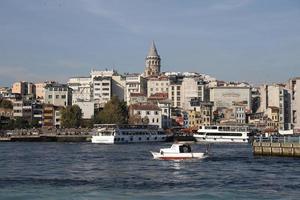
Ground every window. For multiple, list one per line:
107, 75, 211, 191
155, 111, 158, 115
61, 95, 66, 99
48, 95, 52, 99
56, 95, 59, 99
146, 111, 150, 115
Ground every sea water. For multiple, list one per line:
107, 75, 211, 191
0, 142, 299, 200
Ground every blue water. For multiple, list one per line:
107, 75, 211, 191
0, 142, 299, 200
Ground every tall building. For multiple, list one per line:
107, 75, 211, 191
12, 81, 35, 97
144, 41, 161, 77
287, 77, 300, 132
125, 74, 147, 103
68, 77, 94, 119
181, 77, 206, 110
258, 84, 292, 130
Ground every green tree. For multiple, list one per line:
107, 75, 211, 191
14, 117, 30, 129
95, 96, 128, 124
61, 105, 83, 128
0, 99, 13, 109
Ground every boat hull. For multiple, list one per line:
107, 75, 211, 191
194, 135, 249, 143
92, 135, 167, 144
150, 151, 206, 160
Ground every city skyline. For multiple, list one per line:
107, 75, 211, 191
1, 0, 300, 86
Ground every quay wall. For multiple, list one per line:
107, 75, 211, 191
253, 142, 300, 157
0, 135, 92, 142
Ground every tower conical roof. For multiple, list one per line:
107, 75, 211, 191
148, 41, 159, 57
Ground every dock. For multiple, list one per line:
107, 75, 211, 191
252, 136, 300, 157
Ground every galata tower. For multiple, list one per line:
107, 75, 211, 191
144, 41, 161, 77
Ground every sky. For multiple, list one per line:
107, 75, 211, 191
1, 0, 300, 86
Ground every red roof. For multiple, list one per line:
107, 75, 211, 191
148, 92, 168, 100
130, 93, 146, 97
130, 103, 160, 111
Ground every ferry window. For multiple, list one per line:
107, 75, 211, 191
154, 137, 157, 140
139, 137, 141, 140
130, 138, 133, 141
147, 137, 149, 140
121, 138, 124, 141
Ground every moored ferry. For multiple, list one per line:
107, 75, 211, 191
193, 125, 251, 143
91, 124, 167, 144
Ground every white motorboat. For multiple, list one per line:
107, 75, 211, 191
150, 143, 207, 160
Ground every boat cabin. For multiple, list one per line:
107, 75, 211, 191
160, 144, 192, 154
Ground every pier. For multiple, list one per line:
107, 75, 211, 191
252, 136, 300, 157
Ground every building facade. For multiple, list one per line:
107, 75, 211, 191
210, 86, 252, 111
129, 103, 162, 128
147, 76, 169, 97
287, 77, 300, 132
125, 74, 147, 103
44, 83, 71, 107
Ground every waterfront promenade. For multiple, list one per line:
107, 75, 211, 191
0, 128, 92, 142
252, 136, 300, 157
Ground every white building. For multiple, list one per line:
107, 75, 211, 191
181, 77, 206, 110
13, 100, 32, 122
68, 77, 92, 104
210, 86, 252, 111
287, 77, 300, 132
44, 83, 71, 107
259, 84, 292, 130
129, 103, 162, 128
125, 74, 147, 103
93, 76, 111, 108
147, 76, 169, 97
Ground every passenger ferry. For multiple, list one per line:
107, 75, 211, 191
193, 125, 251, 143
91, 124, 167, 144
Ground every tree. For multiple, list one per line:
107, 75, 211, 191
0, 99, 13, 109
94, 96, 128, 124
61, 105, 83, 128
128, 114, 142, 124
14, 117, 30, 129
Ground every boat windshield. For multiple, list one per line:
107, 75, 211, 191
179, 145, 191, 153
